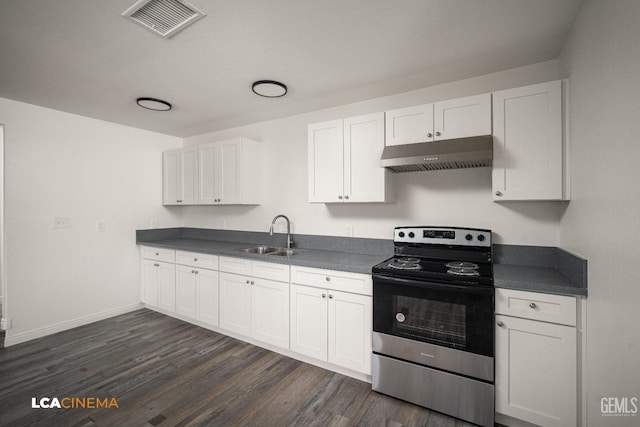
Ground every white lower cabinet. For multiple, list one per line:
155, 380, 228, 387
219, 257, 290, 349
251, 278, 290, 349
176, 264, 219, 326
140, 248, 372, 379
290, 284, 328, 360
175, 251, 220, 326
290, 266, 372, 375
219, 272, 252, 336
141, 254, 176, 311
495, 288, 578, 427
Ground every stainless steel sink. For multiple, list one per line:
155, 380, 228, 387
238, 246, 299, 256
267, 249, 298, 256
239, 246, 281, 254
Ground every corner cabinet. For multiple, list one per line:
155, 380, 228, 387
163, 148, 198, 205
492, 80, 570, 201
385, 93, 491, 146
308, 113, 392, 203
495, 288, 579, 427
198, 137, 260, 205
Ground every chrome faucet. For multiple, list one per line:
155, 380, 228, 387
269, 214, 294, 249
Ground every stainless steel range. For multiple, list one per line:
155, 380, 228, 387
372, 226, 494, 427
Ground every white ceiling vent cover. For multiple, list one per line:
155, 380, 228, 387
122, 0, 206, 38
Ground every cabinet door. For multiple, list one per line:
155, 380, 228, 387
198, 142, 218, 204
308, 120, 344, 203
344, 112, 390, 203
175, 265, 197, 318
495, 315, 576, 427
493, 80, 566, 201
141, 258, 159, 306
327, 290, 372, 375
162, 150, 180, 205
156, 262, 176, 312
434, 93, 491, 140
385, 104, 434, 146
218, 139, 242, 204
251, 279, 289, 349
180, 147, 198, 204
196, 268, 219, 326
219, 272, 251, 336
163, 148, 198, 205
290, 284, 328, 360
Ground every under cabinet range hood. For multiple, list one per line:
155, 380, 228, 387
380, 135, 493, 172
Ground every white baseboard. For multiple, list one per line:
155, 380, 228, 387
3, 302, 144, 347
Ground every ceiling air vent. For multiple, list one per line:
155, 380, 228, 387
122, 0, 206, 38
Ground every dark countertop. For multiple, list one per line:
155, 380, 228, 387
136, 229, 588, 297
494, 264, 587, 297
137, 238, 390, 275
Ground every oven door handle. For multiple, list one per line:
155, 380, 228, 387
372, 274, 494, 296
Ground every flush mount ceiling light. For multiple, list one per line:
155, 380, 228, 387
136, 97, 172, 111
252, 80, 288, 98
122, 0, 207, 38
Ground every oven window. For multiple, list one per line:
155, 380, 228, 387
395, 295, 466, 347
373, 275, 494, 357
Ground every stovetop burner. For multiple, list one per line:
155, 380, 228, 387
445, 261, 479, 269
388, 257, 421, 270
372, 226, 493, 287
445, 261, 481, 277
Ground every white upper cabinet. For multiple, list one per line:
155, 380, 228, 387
344, 113, 390, 202
385, 93, 491, 146
308, 119, 343, 203
385, 104, 434, 145
163, 147, 198, 205
198, 137, 260, 205
308, 113, 391, 203
433, 93, 492, 141
492, 80, 569, 201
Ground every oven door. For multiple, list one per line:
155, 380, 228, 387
373, 274, 494, 357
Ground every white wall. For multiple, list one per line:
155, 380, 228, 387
0, 97, 183, 345
183, 61, 565, 245
558, 0, 640, 425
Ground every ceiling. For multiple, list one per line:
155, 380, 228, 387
0, 0, 584, 137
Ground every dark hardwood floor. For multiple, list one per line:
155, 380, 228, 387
0, 309, 474, 426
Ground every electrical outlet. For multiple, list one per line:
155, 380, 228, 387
150, 218, 158, 229
53, 217, 69, 229
97, 221, 106, 232
347, 225, 354, 237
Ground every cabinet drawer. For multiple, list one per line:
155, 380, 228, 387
219, 256, 252, 275
176, 251, 219, 270
141, 246, 175, 263
290, 266, 372, 296
496, 288, 576, 326
252, 260, 290, 282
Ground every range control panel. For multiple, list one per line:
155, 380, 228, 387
394, 226, 492, 247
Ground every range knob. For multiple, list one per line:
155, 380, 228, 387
408, 232, 415, 238
477, 235, 485, 242
465, 234, 473, 241
398, 231, 405, 238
